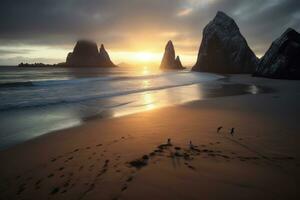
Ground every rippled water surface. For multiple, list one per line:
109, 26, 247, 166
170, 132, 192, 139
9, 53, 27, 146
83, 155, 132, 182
0, 66, 266, 149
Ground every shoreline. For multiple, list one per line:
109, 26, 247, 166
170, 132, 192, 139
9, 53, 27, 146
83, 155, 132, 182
0, 73, 272, 151
0, 75, 299, 199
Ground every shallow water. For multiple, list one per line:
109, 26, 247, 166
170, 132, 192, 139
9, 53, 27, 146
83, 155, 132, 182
0, 66, 267, 150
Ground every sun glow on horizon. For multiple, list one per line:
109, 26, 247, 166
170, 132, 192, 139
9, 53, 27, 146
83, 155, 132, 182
110, 51, 163, 67
0, 44, 197, 67
133, 52, 158, 62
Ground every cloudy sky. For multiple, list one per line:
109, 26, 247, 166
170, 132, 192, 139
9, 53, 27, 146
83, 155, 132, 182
0, 0, 299, 66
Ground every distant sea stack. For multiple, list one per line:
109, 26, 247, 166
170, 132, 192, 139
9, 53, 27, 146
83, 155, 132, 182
160, 40, 185, 70
192, 11, 258, 74
254, 28, 300, 79
66, 40, 117, 67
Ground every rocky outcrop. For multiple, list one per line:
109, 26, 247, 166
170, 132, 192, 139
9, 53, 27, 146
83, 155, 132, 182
160, 40, 184, 70
66, 40, 117, 67
254, 28, 300, 79
98, 44, 116, 67
192, 11, 258, 74
175, 56, 183, 69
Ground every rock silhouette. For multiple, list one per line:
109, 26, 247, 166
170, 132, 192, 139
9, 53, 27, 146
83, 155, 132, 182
66, 40, 117, 67
254, 28, 300, 79
98, 44, 116, 67
160, 40, 184, 70
175, 56, 183, 69
192, 11, 258, 74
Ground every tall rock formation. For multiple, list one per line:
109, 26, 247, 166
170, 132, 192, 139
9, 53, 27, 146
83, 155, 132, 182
254, 28, 300, 79
175, 56, 183, 69
160, 40, 184, 70
98, 44, 116, 67
192, 11, 258, 73
66, 40, 117, 67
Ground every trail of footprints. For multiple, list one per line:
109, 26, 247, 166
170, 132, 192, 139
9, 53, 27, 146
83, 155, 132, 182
7, 135, 297, 200
10, 135, 130, 199
114, 140, 297, 199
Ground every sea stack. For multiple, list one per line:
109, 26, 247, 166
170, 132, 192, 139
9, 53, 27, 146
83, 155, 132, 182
160, 40, 185, 70
98, 44, 116, 67
254, 28, 300, 79
66, 40, 117, 67
192, 11, 258, 73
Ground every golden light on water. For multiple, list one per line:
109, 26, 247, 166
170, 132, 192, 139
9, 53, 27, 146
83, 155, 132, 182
142, 92, 156, 110
113, 84, 204, 117
142, 80, 150, 88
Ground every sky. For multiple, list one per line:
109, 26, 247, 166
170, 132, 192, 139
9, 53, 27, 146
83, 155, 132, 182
0, 0, 299, 66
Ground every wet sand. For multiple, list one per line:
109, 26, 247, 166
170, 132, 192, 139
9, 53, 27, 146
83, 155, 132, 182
0, 75, 299, 200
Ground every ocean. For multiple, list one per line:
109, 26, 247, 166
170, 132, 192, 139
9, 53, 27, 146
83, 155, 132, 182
0, 66, 265, 149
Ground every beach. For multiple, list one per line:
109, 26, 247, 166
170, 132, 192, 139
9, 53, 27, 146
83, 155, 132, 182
0, 75, 299, 200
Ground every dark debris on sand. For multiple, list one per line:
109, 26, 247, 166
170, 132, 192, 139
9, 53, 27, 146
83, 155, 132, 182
129, 158, 148, 169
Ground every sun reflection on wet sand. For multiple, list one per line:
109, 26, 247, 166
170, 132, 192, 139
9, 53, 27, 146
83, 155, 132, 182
113, 84, 205, 117
248, 85, 260, 94
142, 80, 150, 89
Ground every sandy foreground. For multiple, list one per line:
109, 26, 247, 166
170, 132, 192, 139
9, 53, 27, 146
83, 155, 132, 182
0, 75, 299, 200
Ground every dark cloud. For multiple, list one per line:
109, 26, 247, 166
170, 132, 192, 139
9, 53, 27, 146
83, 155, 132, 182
0, 0, 299, 62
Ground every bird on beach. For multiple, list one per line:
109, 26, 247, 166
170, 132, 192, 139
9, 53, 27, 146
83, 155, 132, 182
167, 138, 171, 145
230, 128, 235, 136
217, 126, 223, 133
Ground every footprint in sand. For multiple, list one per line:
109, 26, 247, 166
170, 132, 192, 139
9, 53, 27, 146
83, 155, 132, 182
61, 189, 67, 194
188, 165, 196, 170
50, 187, 60, 195
17, 184, 26, 195
48, 173, 54, 178
103, 159, 110, 167
126, 176, 133, 182
184, 162, 196, 170
35, 179, 43, 185
58, 167, 65, 171
220, 155, 230, 159
121, 184, 128, 191
73, 148, 80, 152
63, 181, 70, 188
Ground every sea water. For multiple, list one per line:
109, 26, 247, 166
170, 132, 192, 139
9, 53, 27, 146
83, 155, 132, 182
0, 66, 264, 149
